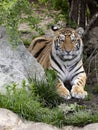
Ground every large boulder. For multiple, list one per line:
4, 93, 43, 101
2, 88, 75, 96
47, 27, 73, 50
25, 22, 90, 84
0, 26, 45, 93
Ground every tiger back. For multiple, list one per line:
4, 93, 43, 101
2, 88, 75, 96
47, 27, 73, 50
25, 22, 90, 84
28, 37, 52, 69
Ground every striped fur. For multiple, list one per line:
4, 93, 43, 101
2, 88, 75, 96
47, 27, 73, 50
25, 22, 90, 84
28, 27, 87, 99
28, 37, 52, 69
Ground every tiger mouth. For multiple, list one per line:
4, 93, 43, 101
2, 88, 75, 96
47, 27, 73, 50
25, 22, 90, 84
56, 47, 79, 61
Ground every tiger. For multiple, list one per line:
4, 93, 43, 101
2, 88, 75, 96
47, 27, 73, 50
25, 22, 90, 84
28, 26, 87, 100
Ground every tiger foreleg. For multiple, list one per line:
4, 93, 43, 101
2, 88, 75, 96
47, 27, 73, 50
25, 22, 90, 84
71, 73, 87, 99
57, 79, 71, 100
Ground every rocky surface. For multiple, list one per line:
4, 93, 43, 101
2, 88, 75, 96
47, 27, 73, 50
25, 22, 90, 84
84, 27, 98, 86
0, 108, 98, 130
0, 26, 45, 93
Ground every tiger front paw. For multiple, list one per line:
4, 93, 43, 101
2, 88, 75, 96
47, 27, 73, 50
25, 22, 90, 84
71, 85, 88, 99
57, 87, 71, 100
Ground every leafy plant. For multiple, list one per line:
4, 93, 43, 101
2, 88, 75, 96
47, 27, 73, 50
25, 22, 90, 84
0, 0, 40, 45
30, 69, 65, 107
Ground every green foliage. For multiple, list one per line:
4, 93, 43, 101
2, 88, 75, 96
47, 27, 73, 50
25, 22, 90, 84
30, 69, 65, 107
38, 0, 69, 18
0, 79, 65, 127
34, 26, 45, 35
0, 71, 98, 127
59, 103, 98, 126
22, 39, 31, 46
59, 103, 86, 115
38, 0, 69, 11
0, 81, 40, 118
67, 20, 77, 28
0, 0, 40, 45
64, 110, 92, 126
93, 85, 98, 93
64, 110, 98, 126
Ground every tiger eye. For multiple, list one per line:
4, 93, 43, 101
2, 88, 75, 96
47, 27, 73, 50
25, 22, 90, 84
70, 33, 76, 41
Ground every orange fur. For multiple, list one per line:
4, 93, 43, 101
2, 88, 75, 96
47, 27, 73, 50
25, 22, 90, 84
28, 37, 52, 68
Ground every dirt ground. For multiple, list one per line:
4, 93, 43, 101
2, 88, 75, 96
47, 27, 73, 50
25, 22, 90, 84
65, 87, 98, 114
72, 95, 98, 111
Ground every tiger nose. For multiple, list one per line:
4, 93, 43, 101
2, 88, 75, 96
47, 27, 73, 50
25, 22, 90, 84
66, 50, 70, 54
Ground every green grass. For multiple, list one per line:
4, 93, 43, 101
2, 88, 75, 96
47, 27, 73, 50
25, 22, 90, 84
64, 111, 98, 126
30, 70, 65, 108
0, 79, 65, 127
0, 70, 98, 127
92, 85, 98, 93
22, 39, 32, 46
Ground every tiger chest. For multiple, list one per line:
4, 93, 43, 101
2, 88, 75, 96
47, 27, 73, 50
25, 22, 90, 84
57, 64, 73, 82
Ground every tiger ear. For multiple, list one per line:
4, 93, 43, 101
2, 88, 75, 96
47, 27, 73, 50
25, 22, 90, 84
76, 27, 84, 37
51, 25, 60, 31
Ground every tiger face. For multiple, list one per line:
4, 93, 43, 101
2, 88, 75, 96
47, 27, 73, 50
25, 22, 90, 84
52, 26, 84, 61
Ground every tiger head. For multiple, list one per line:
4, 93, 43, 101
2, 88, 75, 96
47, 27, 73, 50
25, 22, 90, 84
51, 26, 84, 61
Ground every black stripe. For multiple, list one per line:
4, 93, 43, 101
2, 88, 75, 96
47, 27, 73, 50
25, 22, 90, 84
51, 66, 60, 75
71, 71, 85, 81
50, 52, 64, 72
34, 46, 46, 58
77, 41, 81, 50
74, 65, 83, 73
69, 59, 80, 71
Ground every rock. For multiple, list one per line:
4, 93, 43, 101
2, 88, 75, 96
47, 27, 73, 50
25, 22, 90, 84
83, 123, 98, 130
0, 108, 98, 130
63, 123, 98, 130
0, 108, 22, 129
13, 122, 60, 130
84, 27, 98, 86
63, 126, 84, 130
0, 26, 45, 93
0, 108, 60, 130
